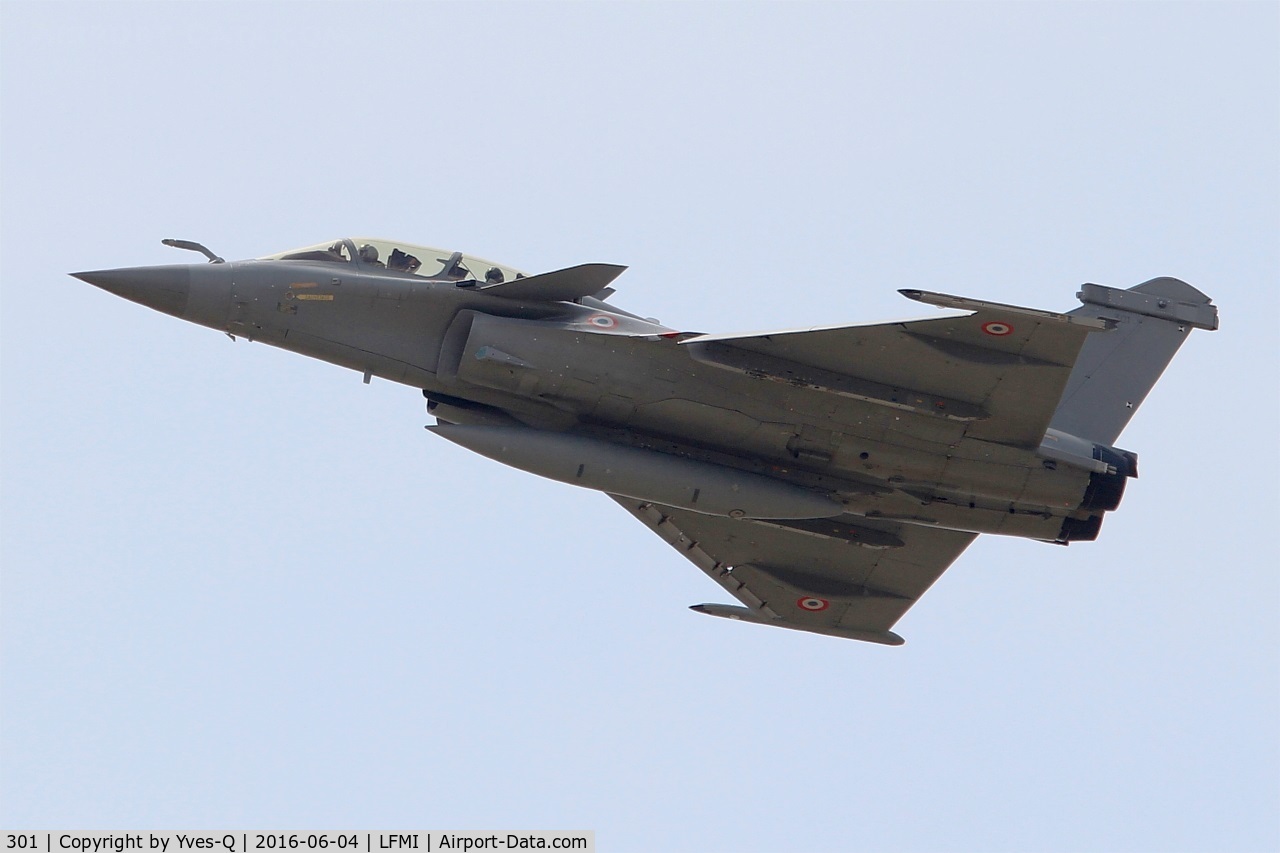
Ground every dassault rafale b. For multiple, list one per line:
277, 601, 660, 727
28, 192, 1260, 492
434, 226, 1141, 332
73, 238, 1218, 645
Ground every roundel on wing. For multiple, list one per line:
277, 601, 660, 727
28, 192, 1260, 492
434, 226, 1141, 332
981, 321, 1013, 336
798, 597, 830, 612
588, 314, 618, 329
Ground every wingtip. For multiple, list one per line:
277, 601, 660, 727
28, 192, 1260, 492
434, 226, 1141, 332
689, 603, 756, 621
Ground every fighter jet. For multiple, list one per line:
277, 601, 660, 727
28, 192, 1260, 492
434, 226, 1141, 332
73, 238, 1218, 645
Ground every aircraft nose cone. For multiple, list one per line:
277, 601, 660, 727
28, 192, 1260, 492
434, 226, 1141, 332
72, 265, 191, 317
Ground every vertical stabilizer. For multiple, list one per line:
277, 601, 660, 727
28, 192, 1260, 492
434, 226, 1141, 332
1049, 277, 1218, 445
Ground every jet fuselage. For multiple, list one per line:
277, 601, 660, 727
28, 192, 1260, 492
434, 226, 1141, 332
76, 247, 1128, 544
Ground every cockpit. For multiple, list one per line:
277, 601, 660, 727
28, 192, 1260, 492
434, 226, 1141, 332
259, 238, 527, 284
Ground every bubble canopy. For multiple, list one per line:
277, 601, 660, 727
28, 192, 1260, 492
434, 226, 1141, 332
259, 238, 527, 283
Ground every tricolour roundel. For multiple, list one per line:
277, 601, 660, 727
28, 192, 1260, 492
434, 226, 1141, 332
587, 314, 618, 329
798, 597, 830, 612
981, 321, 1014, 336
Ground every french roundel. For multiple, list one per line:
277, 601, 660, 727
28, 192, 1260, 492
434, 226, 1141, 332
798, 597, 830, 612
587, 314, 617, 329
981, 321, 1013, 336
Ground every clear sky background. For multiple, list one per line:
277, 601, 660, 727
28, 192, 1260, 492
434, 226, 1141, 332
2, 3, 1277, 851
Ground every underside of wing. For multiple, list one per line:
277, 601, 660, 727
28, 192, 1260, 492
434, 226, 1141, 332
613, 496, 976, 645
682, 289, 1110, 448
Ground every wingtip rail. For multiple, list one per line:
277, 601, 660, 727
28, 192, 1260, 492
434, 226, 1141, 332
690, 603, 907, 645
900, 289, 1113, 330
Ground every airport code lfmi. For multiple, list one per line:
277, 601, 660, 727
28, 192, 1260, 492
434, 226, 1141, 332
3, 835, 592, 853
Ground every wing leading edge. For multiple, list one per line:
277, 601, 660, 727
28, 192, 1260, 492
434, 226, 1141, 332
612, 496, 976, 645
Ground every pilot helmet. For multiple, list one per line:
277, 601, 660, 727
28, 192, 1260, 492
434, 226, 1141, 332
358, 244, 379, 263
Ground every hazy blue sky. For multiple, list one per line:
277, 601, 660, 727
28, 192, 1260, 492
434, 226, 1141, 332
2, 3, 1276, 851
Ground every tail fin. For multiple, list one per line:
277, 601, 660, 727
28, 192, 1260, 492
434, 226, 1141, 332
1049, 277, 1218, 445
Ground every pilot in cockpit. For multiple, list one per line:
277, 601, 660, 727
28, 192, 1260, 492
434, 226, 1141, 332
358, 244, 385, 268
